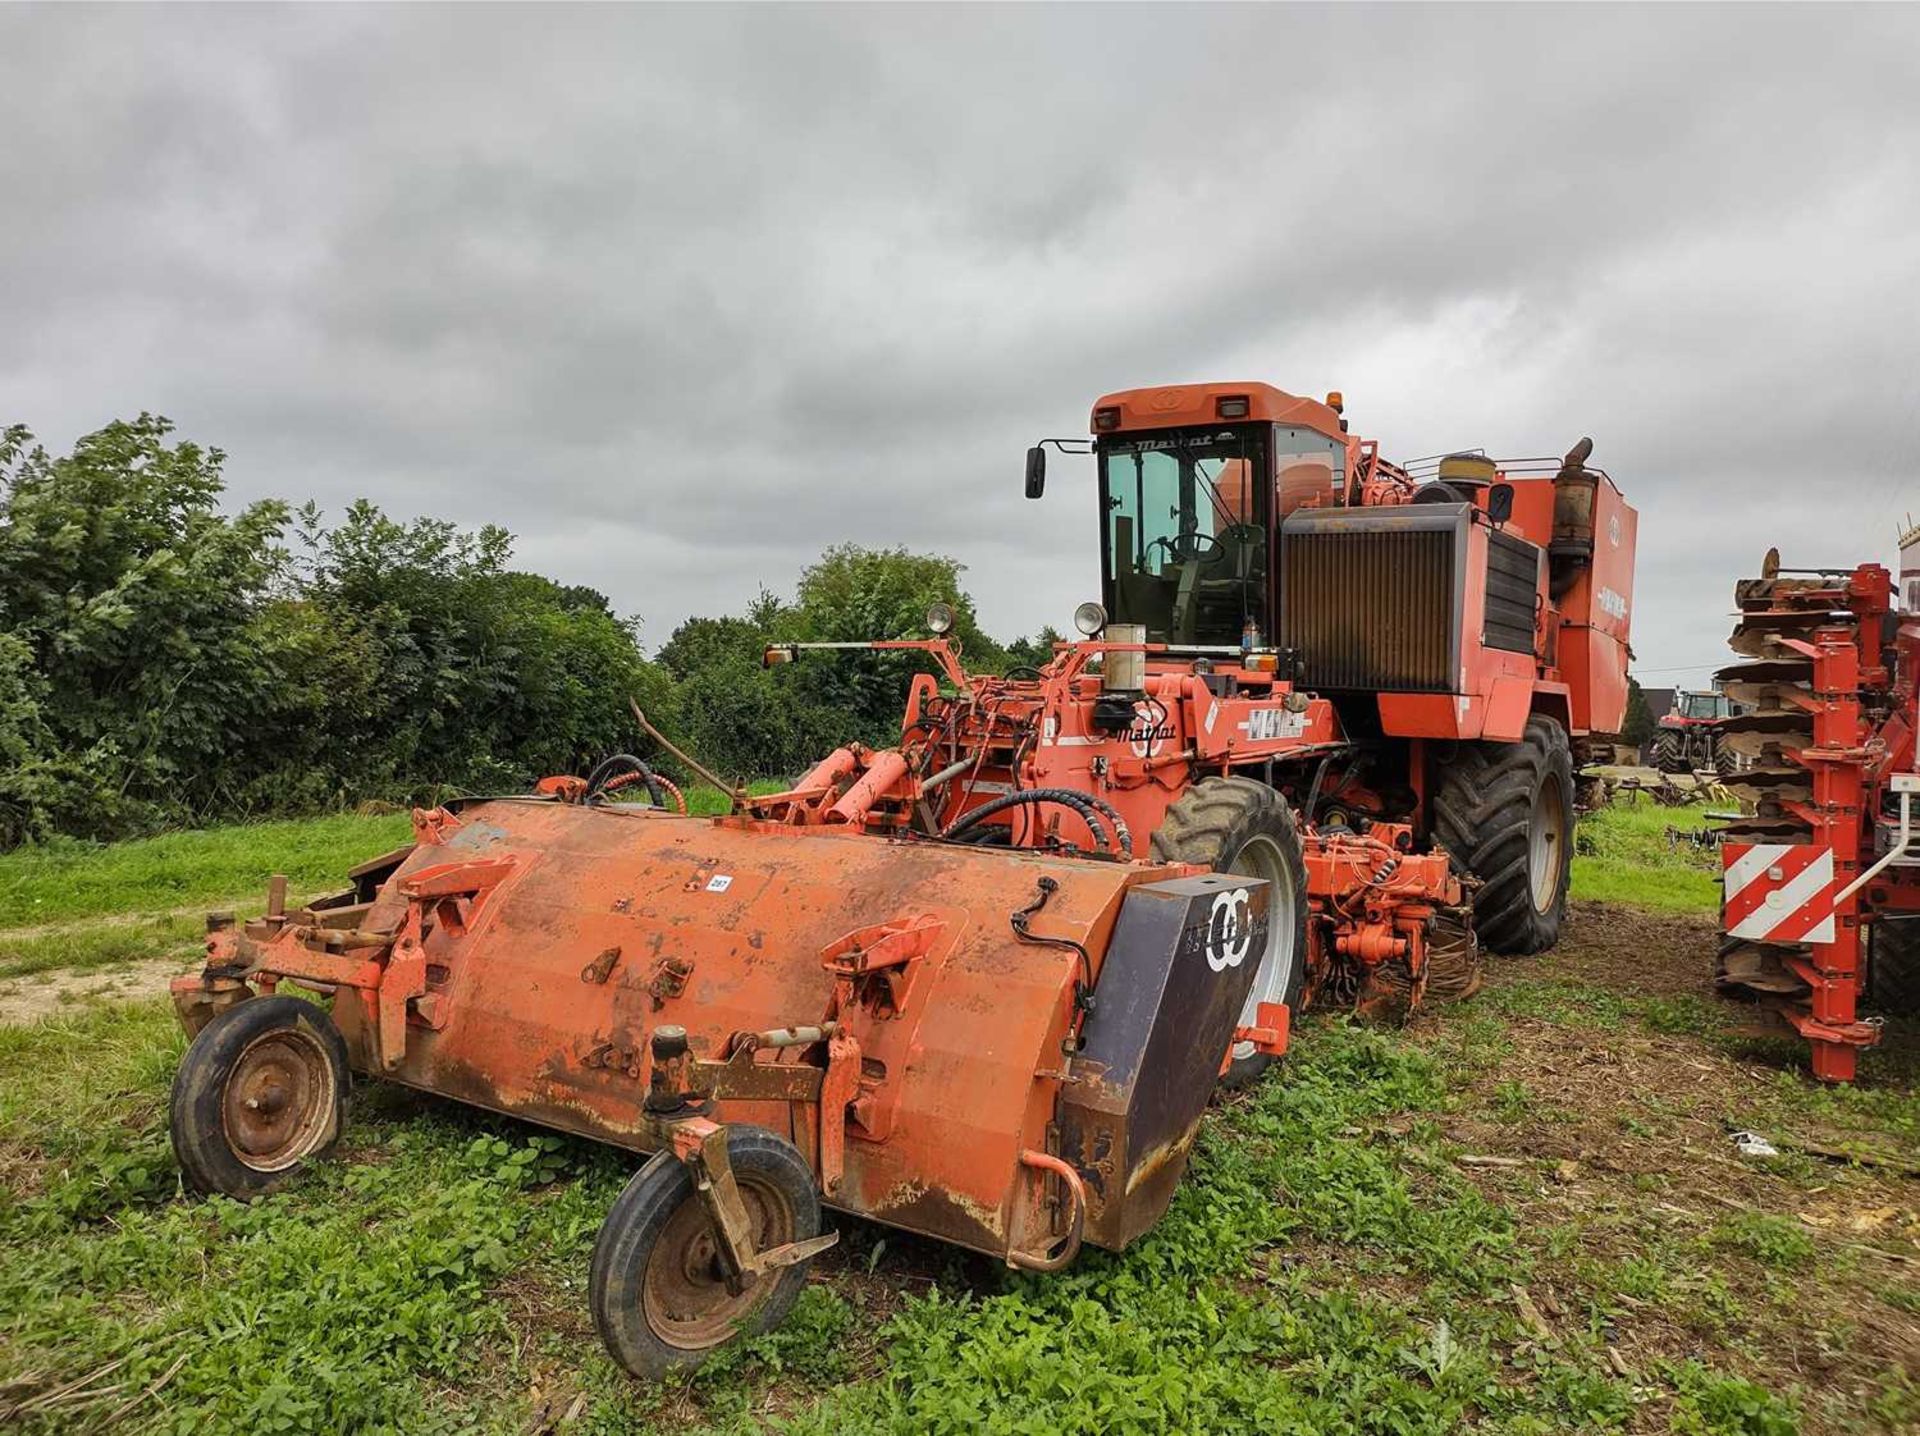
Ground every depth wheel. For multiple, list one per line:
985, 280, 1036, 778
1433, 715, 1574, 955
169, 995, 350, 1198
1150, 776, 1308, 1088
590, 1127, 820, 1380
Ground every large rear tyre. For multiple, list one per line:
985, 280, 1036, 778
1867, 917, 1920, 1015
1433, 715, 1575, 956
169, 995, 350, 1198
590, 1127, 820, 1381
1150, 776, 1308, 1089
1650, 730, 1686, 774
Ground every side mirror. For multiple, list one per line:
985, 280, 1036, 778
1486, 482, 1514, 526
1024, 445, 1046, 499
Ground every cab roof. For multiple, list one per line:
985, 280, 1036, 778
1090, 382, 1345, 442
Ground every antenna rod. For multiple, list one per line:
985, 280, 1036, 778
628, 697, 745, 809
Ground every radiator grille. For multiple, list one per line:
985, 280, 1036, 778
1484, 530, 1541, 655
1281, 525, 1457, 692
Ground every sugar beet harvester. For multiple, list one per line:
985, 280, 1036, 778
167, 383, 1636, 1377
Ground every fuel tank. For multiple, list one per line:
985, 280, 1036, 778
344, 799, 1167, 1259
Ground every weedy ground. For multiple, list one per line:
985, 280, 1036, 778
0, 801, 1914, 1434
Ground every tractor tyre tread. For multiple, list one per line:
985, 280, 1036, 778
1433, 716, 1574, 957
1150, 776, 1307, 1089
1868, 916, 1920, 1015
168, 995, 350, 1199
1651, 730, 1686, 774
590, 1127, 820, 1381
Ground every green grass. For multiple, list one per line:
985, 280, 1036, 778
4, 795, 1912, 1433
2, 992, 1856, 1434
1572, 800, 1721, 914
0, 813, 416, 930
0, 786, 764, 931
0, 1009, 1656, 1436
0, 915, 204, 981
0, 788, 766, 982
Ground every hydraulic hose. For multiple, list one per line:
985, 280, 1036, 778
1077, 792, 1134, 860
601, 768, 688, 815
584, 753, 667, 807
941, 788, 1117, 857
943, 789, 1113, 853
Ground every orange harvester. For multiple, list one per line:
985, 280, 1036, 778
168, 381, 1636, 1376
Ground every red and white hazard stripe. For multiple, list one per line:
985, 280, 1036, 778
1722, 842, 1836, 944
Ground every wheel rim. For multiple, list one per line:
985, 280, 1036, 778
1227, 833, 1298, 1061
220, 1027, 337, 1173
1529, 777, 1568, 914
642, 1175, 795, 1351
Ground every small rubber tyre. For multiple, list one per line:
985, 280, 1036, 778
590, 1126, 821, 1381
169, 995, 350, 1198
1433, 715, 1575, 956
1150, 776, 1308, 1089
1650, 730, 1686, 774
1867, 916, 1920, 1015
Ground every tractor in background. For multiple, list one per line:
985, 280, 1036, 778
1652, 688, 1739, 775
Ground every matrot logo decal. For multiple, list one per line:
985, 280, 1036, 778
1206, 888, 1254, 971
1177, 887, 1269, 968
1127, 700, 1174, 758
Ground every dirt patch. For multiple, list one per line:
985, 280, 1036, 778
1420, 902, 1920, 1433
0, 954, 193, 1026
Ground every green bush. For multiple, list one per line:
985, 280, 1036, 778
1, 417, 1058, 844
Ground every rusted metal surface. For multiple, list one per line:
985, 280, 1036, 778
179, 799, 1164, 1261
581, 947, 623, 985
222, 1026, 337, 1173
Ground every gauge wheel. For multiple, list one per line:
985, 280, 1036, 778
590, 1127, 821, 1380
169, 995, 350, 1198
1150, 776, 1308, 1089
1433, 715, 1575, 956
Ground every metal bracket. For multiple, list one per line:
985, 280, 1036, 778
663, 1113, 839, 1291
819, 1030, 862, 1197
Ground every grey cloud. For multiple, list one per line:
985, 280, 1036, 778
4, 3, 1918, 688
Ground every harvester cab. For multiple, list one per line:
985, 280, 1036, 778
165, 378, 1637, 1378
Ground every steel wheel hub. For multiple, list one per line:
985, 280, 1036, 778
1529, 778, 1567, 914
643, 1176, 794, 1350
221, 1028, 335, 1173
1227, 832, 1298, 1060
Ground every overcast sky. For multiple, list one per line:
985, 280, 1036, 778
4, 5, 1917, 692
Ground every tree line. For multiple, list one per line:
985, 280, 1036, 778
0, 416, 1055, 848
